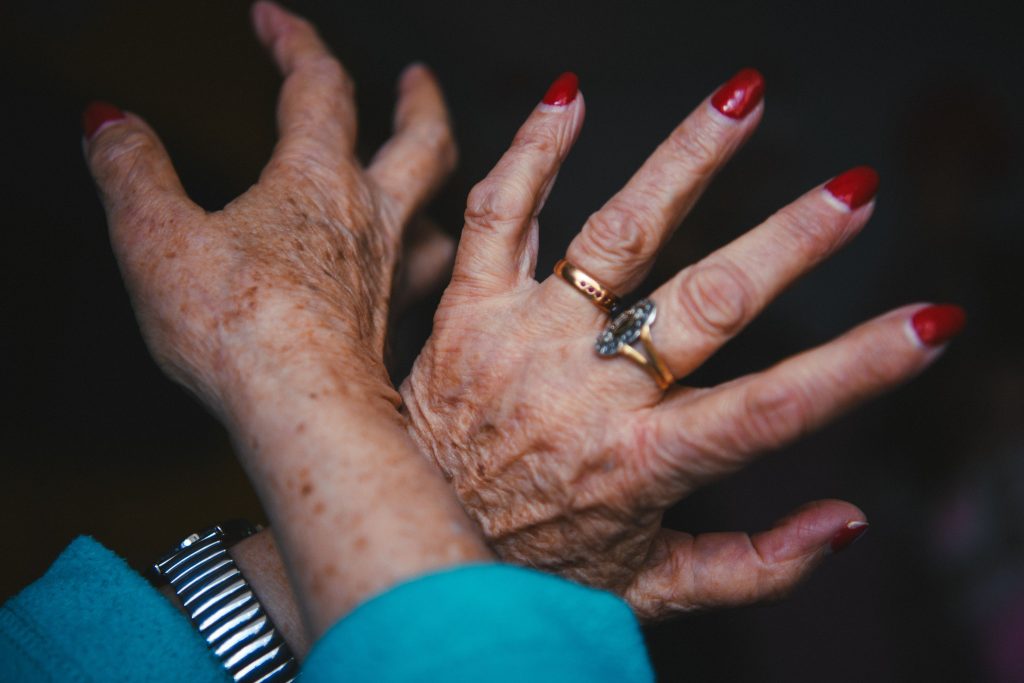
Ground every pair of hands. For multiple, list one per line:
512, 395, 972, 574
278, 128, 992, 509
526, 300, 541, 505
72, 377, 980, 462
84, 1, 961, 631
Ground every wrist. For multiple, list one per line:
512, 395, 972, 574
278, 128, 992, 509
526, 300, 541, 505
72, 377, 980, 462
228, 385, 492, 636
217, 336, 400, 429
229, 530, 311, 659
156, 529, 310, 659
179, 294, 394, 419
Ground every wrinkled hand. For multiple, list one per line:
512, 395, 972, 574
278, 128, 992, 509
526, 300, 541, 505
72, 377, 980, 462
84, 2, 456, 415
401, 70, 962, 619
84, 3, 493, 633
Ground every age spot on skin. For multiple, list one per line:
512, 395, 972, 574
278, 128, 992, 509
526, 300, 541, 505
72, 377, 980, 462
300, 482, 314, 496
295, 422, 306, 434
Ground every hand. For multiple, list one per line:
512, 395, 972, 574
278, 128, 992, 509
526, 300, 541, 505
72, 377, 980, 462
400, 70, 965, 619
84, 1, 490, 635
83, 6, 455, 417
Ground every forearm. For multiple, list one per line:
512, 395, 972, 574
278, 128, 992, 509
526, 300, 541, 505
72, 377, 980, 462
223, 363, 493, 638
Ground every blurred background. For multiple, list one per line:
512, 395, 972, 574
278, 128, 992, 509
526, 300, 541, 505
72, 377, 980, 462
1, 0, 1020, 680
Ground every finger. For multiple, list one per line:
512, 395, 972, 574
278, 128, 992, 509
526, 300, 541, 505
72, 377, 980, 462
650, 166, 879, 380
450, 72, 585, 295
251, 0, 356, 168
562, 68, 764, 297
391, 217, 456, 316
644, 304, 965, 488
82, 102, 199, 233
624, 500, 867, 620
369, 64, 458, 227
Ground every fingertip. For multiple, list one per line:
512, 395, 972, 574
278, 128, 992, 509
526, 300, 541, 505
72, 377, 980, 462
251, 0, 298, 49
250, 0, 275, 44
823, 165, 880, 211
758, 499, 866, 562
909, 303, 967, 348
827, 520, 870, 555
83, 101, 126, 141
398, 61, 432, 90
540, 71, 579, 109
710, 67, 765, 120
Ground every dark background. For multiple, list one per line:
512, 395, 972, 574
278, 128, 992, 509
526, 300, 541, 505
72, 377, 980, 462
2, 1, 1021, 681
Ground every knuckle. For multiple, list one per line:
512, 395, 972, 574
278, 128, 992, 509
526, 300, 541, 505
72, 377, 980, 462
582, 202, 657, 262
771, 202, 848, 264
287, 52, 351, 99
511, 124, 561, 158
306, 54, 348, 87
739, 380, 812, 452
93, 127, 155, 171
464, 176, 533, 228
412, 120, 457, 172
264, 148, 349, 187
676, 260, 757, 339
665, 122, 723, 176
290, 15, 316, 35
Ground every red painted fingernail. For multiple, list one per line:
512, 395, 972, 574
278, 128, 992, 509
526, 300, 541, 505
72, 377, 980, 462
710, 68, 764, 119
829, 521, 869, 554
912, 304, 967, 347
824, 166, 880, 209
83, 101, 125, 140
542, 72, 579, 107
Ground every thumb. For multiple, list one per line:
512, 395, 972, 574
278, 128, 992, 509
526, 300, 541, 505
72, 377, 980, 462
83, 101, 199, 235
624, 499, 868, 620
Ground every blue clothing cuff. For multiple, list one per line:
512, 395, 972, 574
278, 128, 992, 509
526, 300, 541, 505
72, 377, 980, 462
0, 536, 226, 683
303, 564, 653, 683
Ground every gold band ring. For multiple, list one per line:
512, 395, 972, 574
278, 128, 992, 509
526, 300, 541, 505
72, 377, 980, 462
553, 259, 620, 313
595, 299, 675, 391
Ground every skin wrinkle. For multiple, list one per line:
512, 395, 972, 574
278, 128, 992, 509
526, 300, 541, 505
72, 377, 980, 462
403, 321, 666, 592
388, 64, 942, 622
85, 0, 511, 634
92, 0, 942, 626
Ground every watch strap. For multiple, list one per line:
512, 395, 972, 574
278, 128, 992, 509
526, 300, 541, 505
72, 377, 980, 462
153, 524, 297, 683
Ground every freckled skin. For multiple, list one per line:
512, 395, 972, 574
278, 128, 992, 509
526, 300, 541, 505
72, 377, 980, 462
111, 159, 400, 415
83, 2, 493, 634
392, 65, 936, 621
400, 293, 667, 599
86, 0, 939, 629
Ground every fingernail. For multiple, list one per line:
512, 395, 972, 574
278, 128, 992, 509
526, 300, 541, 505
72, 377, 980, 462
829, 521, 869, 554
542, 72, 579, 107
83, 101, 125, 140
824, 166, 880, 210
912, 304, 967, 347
710, 68, 765, 119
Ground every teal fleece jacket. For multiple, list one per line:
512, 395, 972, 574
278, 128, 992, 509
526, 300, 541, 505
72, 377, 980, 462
0, 537, 653, 682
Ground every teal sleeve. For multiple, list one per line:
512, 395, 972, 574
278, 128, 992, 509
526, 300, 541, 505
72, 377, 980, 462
302, 564, 654, 683
0, 536, 227, 683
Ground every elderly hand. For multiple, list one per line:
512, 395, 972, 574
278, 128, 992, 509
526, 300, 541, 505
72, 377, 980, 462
401, 70, 965, 620
83, 7, 455, 418
83, 1, 491, 635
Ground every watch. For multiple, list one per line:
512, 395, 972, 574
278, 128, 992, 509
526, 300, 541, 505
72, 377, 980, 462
150, 520, 298, 682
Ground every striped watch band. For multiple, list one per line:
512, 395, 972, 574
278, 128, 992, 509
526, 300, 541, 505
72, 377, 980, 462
152, 523, 298, 683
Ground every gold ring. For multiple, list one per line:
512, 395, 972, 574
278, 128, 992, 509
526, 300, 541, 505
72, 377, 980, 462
595, 299, 674, 390
554, 259, 620, 313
